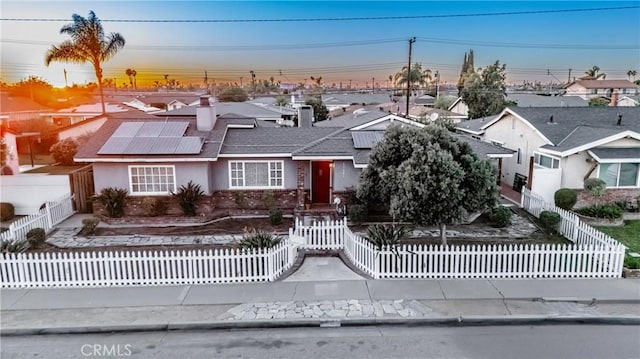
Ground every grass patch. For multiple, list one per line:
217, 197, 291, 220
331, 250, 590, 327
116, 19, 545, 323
23, 165, 87, 175
595, 220, 640, 253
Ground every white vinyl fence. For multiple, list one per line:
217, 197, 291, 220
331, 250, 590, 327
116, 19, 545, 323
1, 195, 75, 243
520, 188, 621, 248
294, 214, 625, 279
1, 240, 296, 288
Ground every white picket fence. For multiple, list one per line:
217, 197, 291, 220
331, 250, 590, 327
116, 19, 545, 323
0, 240, 296, 288
520, 188, 621, 248
293, 216, 625, 279
0, 195, 75, 243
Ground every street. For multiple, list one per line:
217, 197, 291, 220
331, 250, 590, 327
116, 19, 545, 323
2, 325, 639, 359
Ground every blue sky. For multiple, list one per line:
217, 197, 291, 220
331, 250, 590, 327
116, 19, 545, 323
1, 1, 639, 88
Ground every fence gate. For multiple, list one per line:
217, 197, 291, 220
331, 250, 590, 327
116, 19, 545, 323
69, 165, 94, 213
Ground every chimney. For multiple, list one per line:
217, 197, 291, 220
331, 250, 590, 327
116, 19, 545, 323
548, 115, 554, 124
617, 113, 622, 126
297, 105, 313, 128
609, 91, 619, 107
196, 95, 216, 131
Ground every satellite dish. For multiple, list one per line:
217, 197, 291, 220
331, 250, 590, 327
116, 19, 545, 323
429, 113, 439, 122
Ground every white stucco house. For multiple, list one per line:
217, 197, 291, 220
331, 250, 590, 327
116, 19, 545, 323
563, 79, 639, 100
456, 107, 640, 204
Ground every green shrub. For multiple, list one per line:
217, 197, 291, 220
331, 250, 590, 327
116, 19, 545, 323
554, 188, 577, 210
539, 211, 561, 234
491, 206, 512, 228
624, 256, 640, 270
348, 204, 368, 223
49, 138, 78, 165
80, 217, 100, 236
1, 240, 28, 253
233, 191, 248, 209
95, 187, 128, 218
365, 224, 410, 251
268, 206, 283, 225
584, 178, 607, 204
26, 228, 46, 248
575, 205, 623, 219
0, 203, 15, 222
261, 191, 276, 209
238, 228, 282, 250
141, 197, 167, 217
172, 181, 205, 216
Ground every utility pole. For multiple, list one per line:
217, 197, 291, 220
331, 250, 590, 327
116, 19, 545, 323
405, 37, 416, 117
372, 77, 375, 93
435, 71, 439, 99
240, 77, 243, 87
250, 70, 256, 99
63, 69, 68, 88
568, 69, 572, 84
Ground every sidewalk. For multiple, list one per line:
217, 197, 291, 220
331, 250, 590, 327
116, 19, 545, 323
2, 278, 639, 335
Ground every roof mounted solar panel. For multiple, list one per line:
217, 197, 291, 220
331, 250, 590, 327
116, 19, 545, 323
111, 122, 143, 137
97, 137, 134, 154
149, 137, 181, 154
175, 137, 204, 154
136, 122, 165, 137
159, 122, 189, 137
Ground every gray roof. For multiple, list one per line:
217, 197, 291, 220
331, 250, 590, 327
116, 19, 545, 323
450, 133, 515, 158
455, 115, 499, 133
589, 147, 640, 160
161, 102, 287, 119
315, 109, 389, 128
321, 93, 393, 106
506, 94, 587, 107
293, 130, 358, 157
220, 127, 339, 155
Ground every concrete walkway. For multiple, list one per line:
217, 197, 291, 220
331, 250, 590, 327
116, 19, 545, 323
283, 257, 365, 282
1, 279, 639, 335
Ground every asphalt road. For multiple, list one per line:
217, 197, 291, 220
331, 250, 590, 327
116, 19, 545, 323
2, 325, 639, 359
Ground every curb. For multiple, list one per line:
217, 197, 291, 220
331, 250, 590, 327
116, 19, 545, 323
3, 315, 640, 336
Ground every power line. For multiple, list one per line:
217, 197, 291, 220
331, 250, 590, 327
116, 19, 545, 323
1, 5, 637, 22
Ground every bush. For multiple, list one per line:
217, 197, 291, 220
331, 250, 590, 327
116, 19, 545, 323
172, 181, 204, 216
347, 204, 368, 223
0, 203, 15, 222
624, 256, 640, 270
49, 138, 78, 165
233, 191, 248, 209
539, 211, 561, 234
1, 240, 28, 253
365, 224, 410, 250
141, 197, 167, 217
491, 206, 512, 228
80, 217, 100, 236
575, 205, 623, 220
554, 188, 577, 210
95, 187, 128, 218
26, 228, 46, 248
238, 228, 282, 250
584, 178, 606, 200
261, 191, 276, 209
268, 206, 283, 225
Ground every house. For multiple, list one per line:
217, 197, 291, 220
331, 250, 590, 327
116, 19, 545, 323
74, 96, 513, 218
321, 93, 394, 112
0, 93, 52, 122
161, 100, 295, 122
407, 106, 467, 124
413, 94, 436, 107
563, 79, 639, 100
40, 102, 129, 127
456, 107, 640, 204
616, 95, 639, 107
57, 109, 160, 142
120, 93, 202, 112
447, 94, 588, 117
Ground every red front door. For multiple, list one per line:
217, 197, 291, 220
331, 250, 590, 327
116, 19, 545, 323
312, 161, 331, 203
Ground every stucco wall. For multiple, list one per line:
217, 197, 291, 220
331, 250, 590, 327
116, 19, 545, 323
482, 113, 548, 186
60, 118, 107, 142
93, 162, 212, 194
332, 160, 362, 191
0, 175, 70, 214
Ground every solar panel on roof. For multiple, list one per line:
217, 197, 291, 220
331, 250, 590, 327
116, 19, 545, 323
111, 122, 143, 137
97, 137, 134, 154
136, 122, 164, 137
351, 131, 384, 149
123, 137, 157, 154
175, 137, 204, 154
159, 122, 189, 137
149, 137, 181, 154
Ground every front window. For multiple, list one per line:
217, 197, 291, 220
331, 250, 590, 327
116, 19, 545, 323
599, 163, 639, 187
534, 153, 560, 169
229, 161, 284, 189
129, 165, 176, 195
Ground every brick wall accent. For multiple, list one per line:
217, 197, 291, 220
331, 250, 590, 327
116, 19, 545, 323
93, 195, 215, 218
575, 188, 640, 208
212, 189, 298, 210
297, 161, 306, 209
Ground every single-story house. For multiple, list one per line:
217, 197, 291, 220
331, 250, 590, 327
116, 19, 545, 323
74, 96, 513, 217
456, 107, 640, 205
321, 93, 394, 112
448, 94, 588, 117
160, 100, 295, 123
0, 93, 53, 122
563, 79, 639, 100
40, 102, 129, 127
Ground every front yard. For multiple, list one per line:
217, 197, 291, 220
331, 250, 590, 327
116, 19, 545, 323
595, 220, 640, 253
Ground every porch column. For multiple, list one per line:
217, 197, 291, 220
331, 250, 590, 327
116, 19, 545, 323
497, 158, 503, 185
296, 161, 306, 209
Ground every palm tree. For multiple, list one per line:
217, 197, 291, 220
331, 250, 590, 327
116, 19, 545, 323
584, 66, 606, 80
131, 69, 137, 89
393, 62, 432, 94
45, 11, 125, 114
627, 70, 637, 82
125, 69, 134, 89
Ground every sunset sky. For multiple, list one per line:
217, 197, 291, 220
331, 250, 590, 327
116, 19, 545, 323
1, 1, 639, 88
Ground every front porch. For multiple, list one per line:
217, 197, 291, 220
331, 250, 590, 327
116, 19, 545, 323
500, 181, 522, 205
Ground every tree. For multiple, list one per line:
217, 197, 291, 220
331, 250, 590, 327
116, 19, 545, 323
460, 60, 508, 119
304, 96, 329, 122
8, 76, 54, 106
357, 125, 497, 244
627, 70, 637, 82
45, 11, 125, 114
125, 68, 137, 89
274, 96, 289, 107
457, 49, 475, 96
584, 66, 606, 80
49, 138, 79, 165
217, 86, 248, 102
393, 62, 432, 94
588, 98, 609, 107
433, 95, 456, 110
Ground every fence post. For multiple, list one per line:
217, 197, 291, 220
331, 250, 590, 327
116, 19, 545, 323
8, 223, 16, 241
45, 202, 53, 230
572, 215, 580, 243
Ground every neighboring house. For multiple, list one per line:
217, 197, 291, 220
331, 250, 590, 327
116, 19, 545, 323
161, 100, 295, 122
448, 94, 588, 117
456, 107, 640, 204
407, 106, 467, 124
74, 96, 513, 217
0, 93, 52, 122
321, 93, 394, 112
616, 96, 639, 107
563, 79, 639, 100
40, 102, 129, 127
120, 93, 202, 112
414, 94, 436, 107
57, 109, 159, 142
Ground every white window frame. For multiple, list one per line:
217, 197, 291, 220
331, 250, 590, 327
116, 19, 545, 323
228, 160, 285, 189
533, 152, 560, 169
128, 165, 176, 195
598, 162, 640, 188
